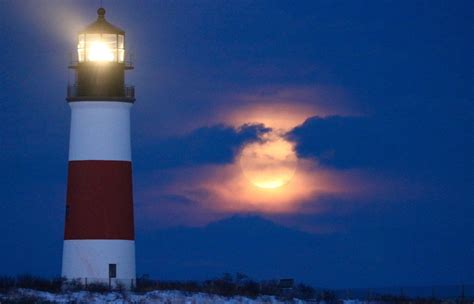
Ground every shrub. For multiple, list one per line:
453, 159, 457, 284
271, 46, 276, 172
62, 278, 83, 292
1, 294, 53, 304
294, 283, 316, 299
15, 275, 63, 293
134, 275, 155, 292
203, 274, 236, 297
0, 276, 16, 292
85, 282, 109, 293
317, 289, 338, 304
237, 280, 260, 298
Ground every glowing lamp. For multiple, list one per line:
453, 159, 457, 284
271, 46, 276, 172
77, 8, 125, 63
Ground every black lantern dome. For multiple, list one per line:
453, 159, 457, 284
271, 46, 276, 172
67, 8, 135, 102
81, 8, 124, 34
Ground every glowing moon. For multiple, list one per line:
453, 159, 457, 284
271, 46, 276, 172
239, 135, 298, 189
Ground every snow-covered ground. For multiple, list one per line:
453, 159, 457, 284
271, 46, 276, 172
0, 289, 367, 304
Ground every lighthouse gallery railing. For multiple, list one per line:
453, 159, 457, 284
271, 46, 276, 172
66, 84, 135, 100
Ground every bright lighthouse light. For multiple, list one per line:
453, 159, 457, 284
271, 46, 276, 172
88, 41, 115, 62
76, 8, 125, 63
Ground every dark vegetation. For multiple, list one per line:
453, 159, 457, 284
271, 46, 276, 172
0, 275, 63, 293
0, 274, 470, 303
0, 275, 59, 303
0, 273, 319, 300
0, 295, 54, 304
135, 272, 318, 300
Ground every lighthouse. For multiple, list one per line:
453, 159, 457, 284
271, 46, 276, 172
62, 8, 136, 288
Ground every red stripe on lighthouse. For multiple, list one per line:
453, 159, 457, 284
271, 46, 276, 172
64, 160, 135, 240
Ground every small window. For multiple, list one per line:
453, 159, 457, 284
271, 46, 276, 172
109, 264, 117, 278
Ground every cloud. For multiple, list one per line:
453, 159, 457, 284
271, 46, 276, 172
216, 85, 360, 130
286, 115, 431, 170
136, 156, 415, 230
136, 123, 271, 169
287, 116, 378, 168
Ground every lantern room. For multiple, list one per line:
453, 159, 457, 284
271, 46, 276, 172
67, 7, 134, 103
77, 8, 125, 63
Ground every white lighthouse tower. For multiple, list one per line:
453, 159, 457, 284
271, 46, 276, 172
62, 7, 136, 288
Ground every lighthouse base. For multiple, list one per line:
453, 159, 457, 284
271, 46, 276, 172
62, 240, 136, 289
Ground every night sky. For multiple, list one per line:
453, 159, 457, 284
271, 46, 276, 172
0, 0, 472, 288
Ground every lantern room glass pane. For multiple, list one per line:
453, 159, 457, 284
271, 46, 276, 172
102, 34, 118, 48
118, 35, 124, 49
78, 49, 85, 62
102, 34, 118, 61
78, 34, 85, 48
118, 49, 125, 62
77, 34, 85, 62
118, 35, 125, 62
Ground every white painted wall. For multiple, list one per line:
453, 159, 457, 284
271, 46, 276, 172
69, 102, 132, 161
62, 240, 136, 283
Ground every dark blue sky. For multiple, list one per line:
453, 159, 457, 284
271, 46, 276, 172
0, 0, 472, 288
